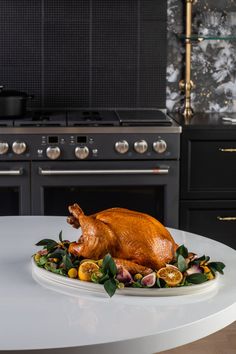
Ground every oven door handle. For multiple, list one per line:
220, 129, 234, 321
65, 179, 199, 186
38, 167, 170, 176
0, 169, 23, 176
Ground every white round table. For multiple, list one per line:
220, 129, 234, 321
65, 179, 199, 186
0, 216, 235, 354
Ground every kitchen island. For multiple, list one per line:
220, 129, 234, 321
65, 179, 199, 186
0, 216, 235, 354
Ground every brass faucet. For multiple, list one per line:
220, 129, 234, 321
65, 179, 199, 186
179, 0, 195, 120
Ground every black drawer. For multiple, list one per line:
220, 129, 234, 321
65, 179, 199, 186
180, 200, 236, 249
181, 134, 236, 199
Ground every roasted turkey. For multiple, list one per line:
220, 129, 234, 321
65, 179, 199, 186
67, 204, 178, 275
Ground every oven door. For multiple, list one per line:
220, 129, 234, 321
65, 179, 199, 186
0, 162, 30, 215
31, 161, 179, 228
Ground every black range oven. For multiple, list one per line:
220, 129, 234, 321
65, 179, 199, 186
0, 110, 181, 228
0, 162, 30, 215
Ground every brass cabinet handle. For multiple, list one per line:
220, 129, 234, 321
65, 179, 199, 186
219, 148, 236, 152
217, 216, 236, 221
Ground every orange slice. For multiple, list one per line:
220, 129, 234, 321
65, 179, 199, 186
78, 261, 99, 282
157, 265, 183, 287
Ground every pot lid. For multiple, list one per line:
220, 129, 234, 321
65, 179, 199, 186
0, 85, 28, 97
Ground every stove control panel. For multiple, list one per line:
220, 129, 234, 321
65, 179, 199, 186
0, 132, 180, 160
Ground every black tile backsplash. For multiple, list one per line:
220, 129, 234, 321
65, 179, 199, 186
0, 0, 167, 110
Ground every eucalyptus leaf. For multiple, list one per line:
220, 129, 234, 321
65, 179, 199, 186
104, 278, 117, 297
156, 277, 161, 288
102, 254, 112, 272
176, 245, 188, 258
208, 262, 225, 275
35, 239, 58, 249
59, 230, 63, 243
36, 239, 58, 251
177, 254, 188, 272
194, 255, 210, 264
62, 254, 74, 271
48, 248, 66, 258
108, 257, 117, 276
186, 273, 208, 284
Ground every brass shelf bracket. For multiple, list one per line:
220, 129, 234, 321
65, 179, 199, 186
179, 0, 195, 121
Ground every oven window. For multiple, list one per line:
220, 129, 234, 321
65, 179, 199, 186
0, 187, 19, 215
43, 186, 164, 221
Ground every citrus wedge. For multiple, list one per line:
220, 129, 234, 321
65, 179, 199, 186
157, 265, 183, 286
78, 261, 99, 282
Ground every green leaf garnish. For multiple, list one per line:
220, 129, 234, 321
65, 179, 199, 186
35, 239, 58, 251
186, 273, 208, 284
102, 254, 112, 272
62, 254, 74, 271
208, 262, 225, 275
48, 248, 66, 258
38, 256, 47, 266
102, 253, 117, 277
194, 255, 210, 264
109, 257, 117, 276
156, 277, 161, 288
59, 230, 63, 243
177, 254, 188, 272
176, 245, 188, 258
104, 278, 117, 297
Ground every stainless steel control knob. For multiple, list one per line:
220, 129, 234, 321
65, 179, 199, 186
0, 142, 9, 155
75, 146, 89, 160
153, 140, 167, 154
12, 141, 27, 155
115, 140, 129, 154
46, 146, 61, 160
134, 140, 148, 154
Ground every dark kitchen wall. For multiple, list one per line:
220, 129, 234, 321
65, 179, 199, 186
167, 0, 236, 113
0, 0, 167, 110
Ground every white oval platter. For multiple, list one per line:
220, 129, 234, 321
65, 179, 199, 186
32, 258, 219, 297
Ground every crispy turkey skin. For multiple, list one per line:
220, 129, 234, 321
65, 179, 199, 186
67, 204, 177, 274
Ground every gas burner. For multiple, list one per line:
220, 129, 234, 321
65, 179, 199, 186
68, 110, 120, 126
14, 111, 67, 127
117, 110, 172, 126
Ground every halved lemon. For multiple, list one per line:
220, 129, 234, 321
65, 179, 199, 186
78, 261, 99, 282
157, 265, 183, 286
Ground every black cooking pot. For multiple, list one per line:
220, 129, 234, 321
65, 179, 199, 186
0, 85, 34, 117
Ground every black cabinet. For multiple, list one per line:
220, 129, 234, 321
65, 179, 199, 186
180, 200, 236, 249
177, 113, 236, 249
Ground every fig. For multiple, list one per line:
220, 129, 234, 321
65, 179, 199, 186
186, 264, 202, 275
141, 272, 156, 287
116, 267, 133, 284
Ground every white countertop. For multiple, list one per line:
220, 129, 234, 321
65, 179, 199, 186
0, 216, 235, 354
